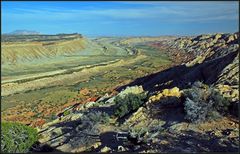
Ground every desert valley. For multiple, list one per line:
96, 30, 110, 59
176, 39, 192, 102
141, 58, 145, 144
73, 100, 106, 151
1, 31, 239, 152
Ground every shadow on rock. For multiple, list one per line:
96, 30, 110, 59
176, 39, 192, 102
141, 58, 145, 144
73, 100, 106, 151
94, 131, 123, 151
154, 130, 239, 152
29, 141, 63, 153
88, 105, 115, 116
116, 51, 238, 93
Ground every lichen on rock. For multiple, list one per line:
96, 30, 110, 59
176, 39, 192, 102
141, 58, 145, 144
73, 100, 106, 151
149, 87, 182, 103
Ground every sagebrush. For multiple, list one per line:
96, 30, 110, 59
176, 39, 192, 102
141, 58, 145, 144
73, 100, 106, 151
81, 111, 110, 124
69, 111, 110, 148
1, 122, 38, 153
183, 81, 230, 123
114, 93, 146, 118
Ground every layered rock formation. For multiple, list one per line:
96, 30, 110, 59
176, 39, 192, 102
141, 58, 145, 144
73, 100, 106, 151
123, 33, 239, 101
1, 34, 86, 64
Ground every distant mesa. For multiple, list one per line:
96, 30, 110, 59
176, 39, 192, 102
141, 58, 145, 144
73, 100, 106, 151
7, 30, 41, 35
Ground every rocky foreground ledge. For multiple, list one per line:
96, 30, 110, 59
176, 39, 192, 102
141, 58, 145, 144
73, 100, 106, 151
31, 32, 239, 153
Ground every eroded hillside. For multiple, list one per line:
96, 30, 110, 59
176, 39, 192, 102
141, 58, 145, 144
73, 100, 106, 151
2, 34, 86, 64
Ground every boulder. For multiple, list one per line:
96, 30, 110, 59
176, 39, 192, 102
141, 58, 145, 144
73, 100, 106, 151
169, 123, 187, 132
84, 101, 96, 108
96, 93, 110, 103
149, 87, 181, 103
92, 142, 101, 149
70, 113, 83, 121
218, 84, 232, 93
216, 83, 239, 102
227, 35, 235, 43
118, 86, 144, 98
215, 34, 222, 40
100, 146, 111, 153
105, 96, 116, 104
186, 55, 205, 67
200, 34, 211, 40
178, 40, 185, 49
118, 146, 126, 152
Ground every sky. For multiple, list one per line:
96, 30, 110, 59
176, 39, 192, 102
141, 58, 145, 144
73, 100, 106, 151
2, 1, 239, 37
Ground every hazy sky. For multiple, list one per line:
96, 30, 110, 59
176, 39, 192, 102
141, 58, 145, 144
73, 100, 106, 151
2, 1, 239, 36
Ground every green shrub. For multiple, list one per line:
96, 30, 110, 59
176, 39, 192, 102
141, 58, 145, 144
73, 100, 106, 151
71, 112, 109, 148
183, 81, 231, 123
82, 111, 110, 124
184, 97, 213, 123
114, 93, 146, 118
210, 90, 231, 113
129, 125, 163, 144
63, 110, 71, 116
1, 122, 38, 153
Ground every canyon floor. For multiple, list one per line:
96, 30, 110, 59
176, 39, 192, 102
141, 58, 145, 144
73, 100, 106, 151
1, 35, 172, 125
